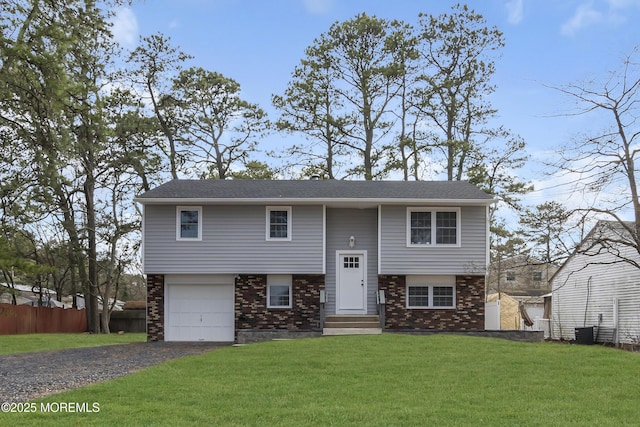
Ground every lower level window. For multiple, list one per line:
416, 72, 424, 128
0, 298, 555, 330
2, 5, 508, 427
432, 286, 454, 307
406, 276, 455, 309
407, 286, 429, 307
267, 275, 292, 308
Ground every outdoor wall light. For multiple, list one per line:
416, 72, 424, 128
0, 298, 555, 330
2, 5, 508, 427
348, 235, 356, 248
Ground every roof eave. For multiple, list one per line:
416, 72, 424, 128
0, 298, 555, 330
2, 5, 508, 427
134, 197, 497, 206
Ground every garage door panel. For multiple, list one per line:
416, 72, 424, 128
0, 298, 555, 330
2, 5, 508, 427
176, 313, 200, 326
202, 314, 234, 327
169, 326, 195, 342
166, 282, 234, 342
172, 300, 190, 312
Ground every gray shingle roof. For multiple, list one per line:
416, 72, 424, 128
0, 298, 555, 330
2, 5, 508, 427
135, 179, 495, 204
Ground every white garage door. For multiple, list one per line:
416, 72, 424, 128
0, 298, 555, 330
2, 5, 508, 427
165, 277, 234, 342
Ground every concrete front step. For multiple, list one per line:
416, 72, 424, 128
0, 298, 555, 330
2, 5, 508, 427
325, 315, 380, 323
323, 315, 381, 335
324, 321, 380, 328
323, 328, 382, 336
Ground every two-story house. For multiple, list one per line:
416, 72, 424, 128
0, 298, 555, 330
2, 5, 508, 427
135, 179, 495, 342
486, 255, 557, 296
485, 255, 558, 330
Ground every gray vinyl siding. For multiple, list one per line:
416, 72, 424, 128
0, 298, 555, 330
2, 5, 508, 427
143, 204, 324, 274
379, 205, 488, 275
325, 208, 378, 315
551, 243, 640, 344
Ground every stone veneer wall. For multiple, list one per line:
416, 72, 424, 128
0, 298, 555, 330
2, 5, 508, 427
235, 274, 324, 332
146, 274, 165, 341
379, 275, 485, 331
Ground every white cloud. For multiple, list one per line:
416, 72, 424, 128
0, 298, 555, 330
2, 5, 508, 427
561, 0, 640, 35
523, 146, 638, 229
561, 2, 603, 36
303, 0, 333, 15
505, 0, 525, 25
111, 7, 139, 47
607, 0, 640, 9
605, 0, 640, 24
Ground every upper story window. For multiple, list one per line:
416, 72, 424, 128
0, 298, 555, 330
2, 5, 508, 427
266, 206, 292, 241
532, 271, 543, 282
407, 208, 460, 247
176, 206, 202, 241
506, 271, 516, 282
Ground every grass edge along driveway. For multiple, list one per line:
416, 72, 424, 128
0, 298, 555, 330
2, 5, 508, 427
0, 332, 146, 355
1, 334, 638, 426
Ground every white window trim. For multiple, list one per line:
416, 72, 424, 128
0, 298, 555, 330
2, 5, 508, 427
266, 206, 292, 241
176, 206, 202, 241
406, 275, 456, 309
267, 275, 293, 309
406, 207, 461, 248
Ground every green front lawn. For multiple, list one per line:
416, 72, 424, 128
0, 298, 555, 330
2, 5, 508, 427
0, 332, 146, 355
1, 334, 638, 426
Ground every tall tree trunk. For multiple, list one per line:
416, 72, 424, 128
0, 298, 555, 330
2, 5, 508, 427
84, 174, 100, 333
364, 128, 374, 180
100, 280, 112, 334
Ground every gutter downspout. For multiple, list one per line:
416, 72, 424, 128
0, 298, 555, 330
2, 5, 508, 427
583, 276, 592, 327
613, 297, 619, 348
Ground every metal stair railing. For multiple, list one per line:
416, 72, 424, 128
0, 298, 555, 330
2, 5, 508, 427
376, 290, 385, 330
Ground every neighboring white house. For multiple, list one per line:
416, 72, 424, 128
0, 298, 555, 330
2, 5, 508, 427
550, 221, 640, 346
0, 283, 123, 311
0, 283, 65, 307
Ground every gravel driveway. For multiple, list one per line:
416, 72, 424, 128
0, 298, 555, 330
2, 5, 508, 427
0, 342, 227, 403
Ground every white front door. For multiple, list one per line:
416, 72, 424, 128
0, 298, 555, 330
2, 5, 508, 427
336, 251, 367, 314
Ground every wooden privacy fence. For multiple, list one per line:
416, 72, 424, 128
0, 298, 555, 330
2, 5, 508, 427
0, 303, 87, 334
109, 309, 146, 333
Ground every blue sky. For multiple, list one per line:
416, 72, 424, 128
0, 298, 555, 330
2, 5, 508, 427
112, 0, 640, 210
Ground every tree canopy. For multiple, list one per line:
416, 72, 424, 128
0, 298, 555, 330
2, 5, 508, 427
273, 5, 530, 212
0, 1, 546, 329
549, 48, 640, 269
